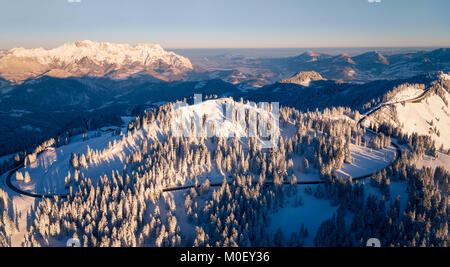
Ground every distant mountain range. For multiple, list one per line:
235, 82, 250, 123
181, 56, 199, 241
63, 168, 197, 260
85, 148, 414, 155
0, 40, 193, 83
253, 48, 450, 83
1, 42, 449, 86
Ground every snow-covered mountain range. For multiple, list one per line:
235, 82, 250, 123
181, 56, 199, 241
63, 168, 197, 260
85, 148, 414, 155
0, 41, 193, 82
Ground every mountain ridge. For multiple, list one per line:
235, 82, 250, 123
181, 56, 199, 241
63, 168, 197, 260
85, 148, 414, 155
251, 48, 450, 83
0, 40, 194, 83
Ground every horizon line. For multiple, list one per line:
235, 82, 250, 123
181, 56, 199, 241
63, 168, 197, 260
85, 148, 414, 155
167, 45, 449, 50
1, 41, 450, 51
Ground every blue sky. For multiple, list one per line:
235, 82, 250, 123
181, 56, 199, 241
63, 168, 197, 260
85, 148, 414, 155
1, 0, 450, 49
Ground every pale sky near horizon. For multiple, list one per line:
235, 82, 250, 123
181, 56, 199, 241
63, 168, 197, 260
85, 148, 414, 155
1, 0, 450, 49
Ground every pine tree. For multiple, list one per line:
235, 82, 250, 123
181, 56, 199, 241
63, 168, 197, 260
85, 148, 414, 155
16, 172, 24, 181
24, 172, 31, 183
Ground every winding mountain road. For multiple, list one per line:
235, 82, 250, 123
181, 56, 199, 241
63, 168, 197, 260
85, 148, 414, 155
359, 87, 432, 120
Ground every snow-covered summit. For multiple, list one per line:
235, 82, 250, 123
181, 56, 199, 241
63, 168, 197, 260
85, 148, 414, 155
9, 40, 193, 70
279, 71, 326, 86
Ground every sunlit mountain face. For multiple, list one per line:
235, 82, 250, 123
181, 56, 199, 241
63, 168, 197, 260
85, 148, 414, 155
0, 41, 194, 83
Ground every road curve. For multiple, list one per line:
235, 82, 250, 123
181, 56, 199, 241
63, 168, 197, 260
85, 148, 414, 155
5, 164, 68, 199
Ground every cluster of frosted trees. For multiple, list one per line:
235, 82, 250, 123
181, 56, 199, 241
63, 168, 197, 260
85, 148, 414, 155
376, 122, 440, 157
315, 154, 449, 247
369, 132, 391, 150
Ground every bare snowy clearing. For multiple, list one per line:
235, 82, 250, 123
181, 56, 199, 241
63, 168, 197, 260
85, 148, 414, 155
337, 144, 396, 179
414, 152, 450, 172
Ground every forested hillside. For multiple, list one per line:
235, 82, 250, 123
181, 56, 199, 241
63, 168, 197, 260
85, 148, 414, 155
3, 97, 445, 247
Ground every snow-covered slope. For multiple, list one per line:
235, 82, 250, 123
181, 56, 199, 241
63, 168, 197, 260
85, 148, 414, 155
11, 98, 396, 196
395, 92, 450, 149
0, 41, 193, 82
363, 75, 450, 150
387, 86, 424, 103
